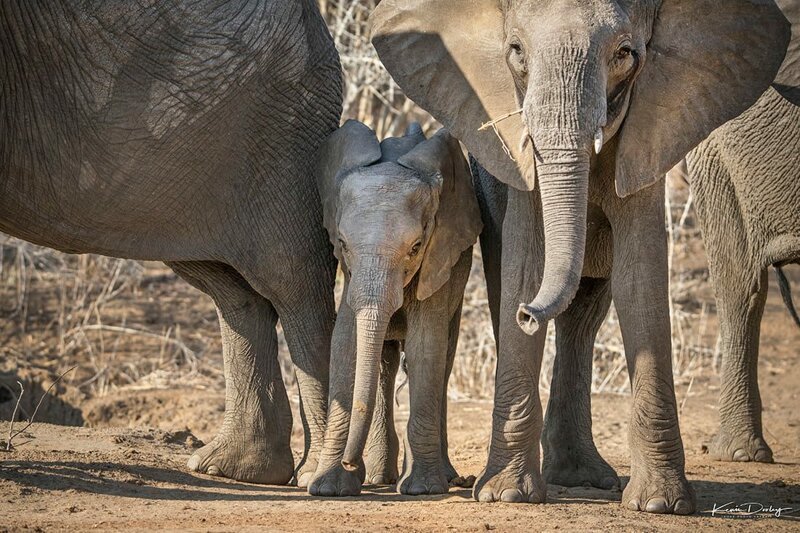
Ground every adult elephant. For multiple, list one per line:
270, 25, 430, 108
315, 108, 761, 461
370, 0, 792, 514
1, 0, 341, 486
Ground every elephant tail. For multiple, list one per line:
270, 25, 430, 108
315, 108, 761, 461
774, 265, 800, 328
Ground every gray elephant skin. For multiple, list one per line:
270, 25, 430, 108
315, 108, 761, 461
1, 1, 342, 486
370, 0, 795, 514
682, 84, 800, 463
309, 121, 481, 496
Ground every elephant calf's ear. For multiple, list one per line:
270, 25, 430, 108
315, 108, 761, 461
315, 120, 382, 260
398, 129, 482, 300
615, 0, 791, 198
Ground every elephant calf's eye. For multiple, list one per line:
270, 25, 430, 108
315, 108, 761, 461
338, 238, 348, 253
409, 241, 422, 257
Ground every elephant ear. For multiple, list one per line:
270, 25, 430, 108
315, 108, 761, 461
315, 120, 382, 260
370, 0, 536, 192
773, 0, 800, 106
398, 129, 482, 300
615, 0, 791, 198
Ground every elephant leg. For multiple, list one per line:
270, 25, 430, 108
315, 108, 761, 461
168, 261, 294, 484
364, 340, 401, 484
474, 187, 547, 504
709, 268, 772, 462
440, 300, 475, 488
309, 296, 363, 496
542, 276, 619, 489
608, 183, 695, 515
398, 290, 452, 495
471, 156, 507, 341
274, 285, 335, 488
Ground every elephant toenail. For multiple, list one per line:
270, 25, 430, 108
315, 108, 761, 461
627, 499, 641, 511
754, 449, 773, 463
674, 499, 694, 515
206, 465, 221, 476
732, 449, 751, 462
186, 456, 200, 471
645, 498, 668, 513
477, 489, 496, 502
500, 489, 524, 503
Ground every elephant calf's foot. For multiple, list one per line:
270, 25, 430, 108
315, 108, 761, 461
473, 461, 546, 503
295, 453, 321, 488
543, 445, 619, 489
398, 461, 449, 495
622, 467, 695, 515
187, 431, 293, 484
709, 432, 773, 463
443, 458, 475, 488
308, 461, 363, 497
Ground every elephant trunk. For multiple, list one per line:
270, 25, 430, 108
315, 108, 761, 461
515, 150, 590, 334
515, 44, 601, 335
341, 306, 391, 471
341, 255, 402, 471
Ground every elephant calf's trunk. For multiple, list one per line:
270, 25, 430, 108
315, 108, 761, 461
342, 307, 390, 471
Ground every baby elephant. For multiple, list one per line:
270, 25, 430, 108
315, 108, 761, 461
309, 120, 482, 496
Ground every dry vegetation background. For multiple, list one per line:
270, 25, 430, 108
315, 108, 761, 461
0, 0, 717, 428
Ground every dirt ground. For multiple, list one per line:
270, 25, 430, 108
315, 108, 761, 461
0, 269, 798, 531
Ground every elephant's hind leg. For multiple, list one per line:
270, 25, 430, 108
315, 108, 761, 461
168, 261, 294, 484
542, 276, 619, 489
710, 268, 772, 462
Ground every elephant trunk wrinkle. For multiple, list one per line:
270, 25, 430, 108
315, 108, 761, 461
342, 306, 391, 471
517, 150, 590, 335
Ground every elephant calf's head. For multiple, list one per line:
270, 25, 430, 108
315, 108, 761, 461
315, 120, 481, 470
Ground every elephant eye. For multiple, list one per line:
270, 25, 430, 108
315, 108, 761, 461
338, 238, 348, 253
616, 46, 632, 60
507, 37, 527, 76
409, 241, 422, 257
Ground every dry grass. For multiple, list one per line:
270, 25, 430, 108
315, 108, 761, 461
0, 1, 717, 416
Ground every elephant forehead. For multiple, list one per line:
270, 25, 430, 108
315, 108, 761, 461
341, 164, 430, 204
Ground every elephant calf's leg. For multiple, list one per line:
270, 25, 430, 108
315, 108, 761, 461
169, 261, 294, 484
543, 277, 618, 489
441, 301, 475, 488
710, 269, 773, 463
398, 294, 452, 495
364, 341, 401, 485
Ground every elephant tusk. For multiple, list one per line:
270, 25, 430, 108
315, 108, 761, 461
594, 128, 604, 155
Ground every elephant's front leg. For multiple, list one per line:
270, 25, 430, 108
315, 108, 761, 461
543, 276, 619, 490
609, 183, 695, 515
474, 187, 547, 504
364, 340, 401, 484
398, 290, 452, 495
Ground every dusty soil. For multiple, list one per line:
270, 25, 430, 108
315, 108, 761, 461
1, 264, 799, 532
0, 246, 798, 530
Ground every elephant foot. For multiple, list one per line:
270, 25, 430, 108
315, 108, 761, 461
308, 460, 363, 497
622, 467, 695, 515
295, 453, 320, 488
473, 461, 546, 503
443, 456, 475, 488
365, 460, 398, 485
542, 445, 619, 489
187, 429, 293, 484
398, 461, 449, 495
709, 431, 773, 463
